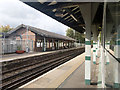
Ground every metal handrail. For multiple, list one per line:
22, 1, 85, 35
104, 48, 120, 63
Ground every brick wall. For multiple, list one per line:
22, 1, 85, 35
8, 27, 36, 51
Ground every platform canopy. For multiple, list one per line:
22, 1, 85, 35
20, 1, 104, 34
7, 24, 76, 41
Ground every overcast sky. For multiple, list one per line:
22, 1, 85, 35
0, 0, 69, 35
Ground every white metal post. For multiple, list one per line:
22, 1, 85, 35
85, 24, 91, 85
58, 40, 59, 49
114, 25, 120, 88
106, 41, 110, 64
101, 2, 107, 88
93, 25, 97, 64
106, 23, 113, 64
93, 40, 97, 64
52, 39, 54, 50
101, 46, 105, 88
79, 3, 92, 85
43, 37, 46, 52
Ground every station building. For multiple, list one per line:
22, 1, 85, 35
21, 1, 120, 88
6, 24, 75, 52
1, 1, 120, 88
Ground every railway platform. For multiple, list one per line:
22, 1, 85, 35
19, 49, 99, 89
1, 51, 56, 62
1, 47, 85, 89
1, 47, 83, 62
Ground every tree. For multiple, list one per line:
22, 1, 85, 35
66, 28, 85, 43
0, 25, 13, 33
66, 28, 74, 38
75, 31, 85, 43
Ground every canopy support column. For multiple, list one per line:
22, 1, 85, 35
105, 23, 113, 64
52, 39, 54, 50
43, 37, 46, 52
85, 25, 91, 85
114, 25, 120, 88
58, 40, 59, 49
79, 3, 92, 85
92, 25, 98, 64
105, 41, 110, 64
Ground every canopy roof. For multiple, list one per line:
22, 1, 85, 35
7, 24, 76, 41
21, 1, 104, 34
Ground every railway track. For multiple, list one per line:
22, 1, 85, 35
1, 47, 85, 90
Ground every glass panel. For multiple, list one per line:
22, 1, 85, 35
105, 2, 120, 88
105, 50, 120, 87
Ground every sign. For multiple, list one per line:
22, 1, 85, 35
37, 42, 40, 47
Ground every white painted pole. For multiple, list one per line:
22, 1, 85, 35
85, 25, 91, 85
101, 2, 107, 88
106, 23, 113, 64
52, 39, 54, 50
101, 46, 105, 88
114, 25, 120, 88
93, 25, 97, 64
79, 3, 92, 85
93, 38, 97, 64
85, 13, 92, 85
43, 37, 46, 52
106, 41, 110, 64
58, 40, 59, 49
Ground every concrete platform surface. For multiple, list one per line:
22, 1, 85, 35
1, 47, 82, 62
19, 50, 98, 89
58, 62, 97, 88
58, 50, 98, 88
19, 53, 85, 89
1, 51, 55, 62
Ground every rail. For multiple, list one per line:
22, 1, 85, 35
1, 47, 85, 89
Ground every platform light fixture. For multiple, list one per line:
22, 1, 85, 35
48, 0, 57, 5
70, 14, 78, 22
83, 26, 86, 30
55, 9, 63, 17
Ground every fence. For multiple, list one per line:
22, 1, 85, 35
2, 39, 34, 54
74, 42, 85, 47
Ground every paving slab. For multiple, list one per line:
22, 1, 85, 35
1, 51, 55, 62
